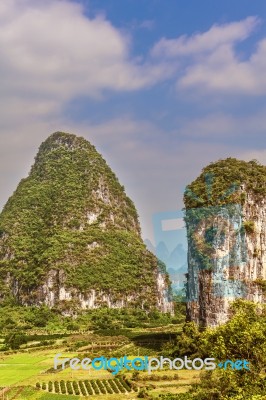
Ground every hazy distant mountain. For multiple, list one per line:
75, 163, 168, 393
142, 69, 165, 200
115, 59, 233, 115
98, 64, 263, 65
144, 240, 188, 272
156, 241, 170, 264
168, 243, 187, 270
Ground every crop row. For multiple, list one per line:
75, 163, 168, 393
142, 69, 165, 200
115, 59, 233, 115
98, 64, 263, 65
36, 377, 133, 396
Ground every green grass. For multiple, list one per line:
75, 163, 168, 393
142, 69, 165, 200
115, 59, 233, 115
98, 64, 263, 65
0, 349, 76, 386
4, 386, 80, 400
0, 360, 43, 386
12, 386, 139, 400
39, 393, 79, 400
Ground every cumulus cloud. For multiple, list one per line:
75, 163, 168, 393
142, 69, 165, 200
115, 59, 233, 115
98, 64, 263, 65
0, 0, 172, 107
151, 15, 266, 96
178, 44, 264, 94
152, 16, 259, 57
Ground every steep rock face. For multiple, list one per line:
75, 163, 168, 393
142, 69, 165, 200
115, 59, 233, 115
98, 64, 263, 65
0, 132, 173, 313
184, 158, 266, 326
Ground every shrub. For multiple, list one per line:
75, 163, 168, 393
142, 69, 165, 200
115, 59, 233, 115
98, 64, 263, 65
72, 381, 80, 395
138, 388, 149, 398
91, 380, 100, 394
102, 379, 113, 394
96, 379, 107, 394
60, 380, 66, 394
108, 379, 119, 393
132, 371, 140, 380
243, 220, 255, 234
5, 332, 27, 350
114, 378, 126, 393
84, 380, 93, 395
119, 377, 131, 391
54, 381, 59, 393
78, 381, 87, 396
254, 279, 266, 294
66, 381, 73, 395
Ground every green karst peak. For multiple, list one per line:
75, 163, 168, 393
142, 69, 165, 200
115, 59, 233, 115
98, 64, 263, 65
184, 157, 266, 326
184, 157, 266, 209
0, 132, 172, 313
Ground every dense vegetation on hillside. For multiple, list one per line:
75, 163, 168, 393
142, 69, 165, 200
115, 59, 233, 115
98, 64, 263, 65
159, 301, 266, 400
0, 132, 170, 308
184, 158, 266, 209
0, 303, 181, 340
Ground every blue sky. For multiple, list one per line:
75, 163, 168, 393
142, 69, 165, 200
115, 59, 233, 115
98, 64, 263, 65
0, 0, 266, 241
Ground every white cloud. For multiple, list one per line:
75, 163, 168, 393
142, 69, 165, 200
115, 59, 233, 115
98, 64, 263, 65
0, 0, 172, 107
139, 20, 155, 30
151, 15, 266, 96
151, 17, 259, 57
178, 44, 263, 94
176, 20, 266, 95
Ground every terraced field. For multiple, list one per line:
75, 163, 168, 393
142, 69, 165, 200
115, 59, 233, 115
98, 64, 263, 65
0, 327, 200, 399
36, 377, 134, 396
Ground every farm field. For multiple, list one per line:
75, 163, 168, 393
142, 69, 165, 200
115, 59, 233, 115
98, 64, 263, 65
0, 327, 200, 399
0, 302, 264, 399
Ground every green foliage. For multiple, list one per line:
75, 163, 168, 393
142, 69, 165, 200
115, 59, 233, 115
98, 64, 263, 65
254, 279, 266, 294
138, 387, 150, 398
38, 378, 133, 396
24, 305, 56, 327
0, 303, 175, 336
60, 380, 66, 394
0, 304, 68, 333
184, 158, 266, 209
171, 294, 186, 323
88, 306, 174, 331
162, 321, 201, 358
4, 331, 27, 349
48, 381, 53, 392
158, 395, 194, 399
200, 300, 266, 365
165, 300, 266, 399
243, 220, 255, 234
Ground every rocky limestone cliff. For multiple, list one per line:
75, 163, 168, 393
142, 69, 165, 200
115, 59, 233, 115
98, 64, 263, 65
184, 158, 266, 326
0, 132, 173, 314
